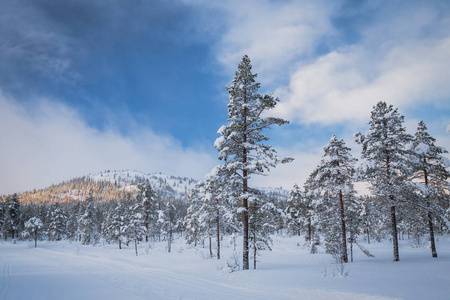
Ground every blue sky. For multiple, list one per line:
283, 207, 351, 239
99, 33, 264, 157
1, 0, 449, 194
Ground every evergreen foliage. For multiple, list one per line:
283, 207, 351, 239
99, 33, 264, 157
355, 101, 413, 261
215, 55, 292, 269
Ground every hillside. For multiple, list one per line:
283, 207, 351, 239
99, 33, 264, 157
17, 170, 199, 206
16, 170, 289, 206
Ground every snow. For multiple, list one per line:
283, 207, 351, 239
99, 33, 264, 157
1, 235, 450, 299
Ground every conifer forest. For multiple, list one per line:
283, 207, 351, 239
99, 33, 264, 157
1, 56, 449, 300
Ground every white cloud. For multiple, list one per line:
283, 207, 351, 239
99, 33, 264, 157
185, 0, 336, 84
274, 36, 450, 125
192, 0, 450, 126
0, 93, 217, 195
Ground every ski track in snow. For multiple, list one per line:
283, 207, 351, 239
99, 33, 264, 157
0, 257, 11, 299
35, 247, 278, 300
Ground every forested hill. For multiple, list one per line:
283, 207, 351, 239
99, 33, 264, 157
17, 170, 199, 206
16, 170, 289, 206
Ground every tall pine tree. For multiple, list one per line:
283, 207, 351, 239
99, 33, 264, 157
355, 101, 413, 261
215, 55, 292, 270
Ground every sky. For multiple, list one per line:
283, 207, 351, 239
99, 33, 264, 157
1, 0, 449, 195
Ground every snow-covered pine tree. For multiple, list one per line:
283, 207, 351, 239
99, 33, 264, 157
184, 183, 204, 247
249, 197, 282, 269
4, 194, 21, 240
66, 202, 81, 241
310, 136, 357, 263
78, 192, 98, 245
47, 204, 67, 241
411, 120, 450, 258
285, 184, 303, 236
136, 180, 157, 243
158, 200, 176, 253
24, 217, 44, 248
303, 175, 318, 250
215, 55, 292, 270
355, 101, 413, 261
124, 201, 146, 256
359, 195, 379, 244
102, 201, 127, 249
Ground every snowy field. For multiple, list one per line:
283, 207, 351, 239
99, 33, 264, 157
1, 235, 449, 300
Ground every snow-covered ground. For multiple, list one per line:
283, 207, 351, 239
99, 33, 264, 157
1, 235, 449, 300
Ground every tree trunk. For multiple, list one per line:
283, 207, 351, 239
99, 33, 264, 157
424, 167, 437, 258
350, 237, 353, 262
216, 208, 220, 259
135, 238, 138, 256
242, 103, 249, 270
339, 189, 348, 263
119, 239, 122, 250
390, 204, 400, 261
208, 220, 212, 258
253, 231, 257, 270
428, 211, 437, 258
307, 217, 312, 243
34, 228, 37, 248
367, 228, 370, 244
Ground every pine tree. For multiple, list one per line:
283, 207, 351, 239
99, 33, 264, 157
47, 204, 67, 241
136, 180, 157, 242
158, 200, 176, 253
78, 192, 98, 245
215, 55, 292, 270
4, 194, 21, 240
310, 136, 357, 263
184, 183, 203, 247
24, 217, 44, 247
124, 201, 146, 256
249, 197, 282, 269
285, 184, 303, 236
411, 120, 450, 258
355, 101, 413, 261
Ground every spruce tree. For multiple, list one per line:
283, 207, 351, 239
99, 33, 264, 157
215, 55, 292, 270
411, 120, 450, 258
355, 101, 413, 261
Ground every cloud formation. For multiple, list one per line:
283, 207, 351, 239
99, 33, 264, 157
0, 93, 216, 195
192, 0, 450, 125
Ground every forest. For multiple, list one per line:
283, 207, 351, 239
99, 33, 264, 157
0, 56, 449, 273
